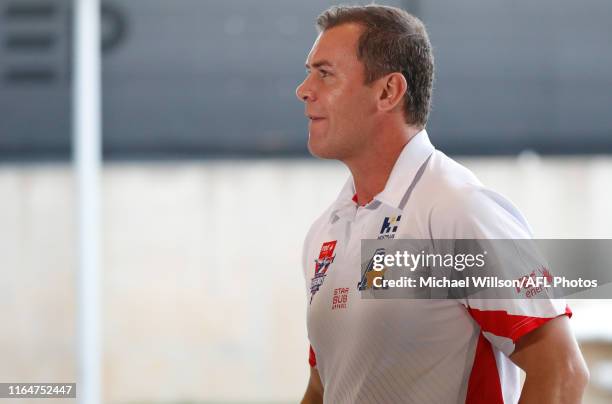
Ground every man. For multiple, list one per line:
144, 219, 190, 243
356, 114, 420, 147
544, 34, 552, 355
295, 5, 589, 404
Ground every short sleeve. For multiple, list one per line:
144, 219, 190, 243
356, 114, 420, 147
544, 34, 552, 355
429, 186, 572, 356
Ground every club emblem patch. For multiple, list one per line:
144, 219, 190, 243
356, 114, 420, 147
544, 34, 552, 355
310, 240, 337, 304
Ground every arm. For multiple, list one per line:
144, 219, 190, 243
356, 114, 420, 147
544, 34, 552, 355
510, 315, 589, 404
301, 366, 324, 404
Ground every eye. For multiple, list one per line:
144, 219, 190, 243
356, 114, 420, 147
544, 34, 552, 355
319, 69, 330, 78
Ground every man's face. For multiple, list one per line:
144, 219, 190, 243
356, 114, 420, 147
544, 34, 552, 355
296, 23, 378, 160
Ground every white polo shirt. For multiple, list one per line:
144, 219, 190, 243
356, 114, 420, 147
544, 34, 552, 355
302, 130, 570, 404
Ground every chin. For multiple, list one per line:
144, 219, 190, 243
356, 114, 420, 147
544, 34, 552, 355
307, 137, 335, 160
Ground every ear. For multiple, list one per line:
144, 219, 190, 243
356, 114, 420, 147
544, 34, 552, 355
377, 72, 408, 113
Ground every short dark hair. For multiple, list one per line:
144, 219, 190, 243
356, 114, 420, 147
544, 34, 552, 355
317, 5, 434, 127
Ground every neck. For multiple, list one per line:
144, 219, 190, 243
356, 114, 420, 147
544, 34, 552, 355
344, 124, 422, 206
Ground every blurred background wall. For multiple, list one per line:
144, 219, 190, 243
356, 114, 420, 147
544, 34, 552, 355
1, 0, 611, 159
1, 0, 612, 403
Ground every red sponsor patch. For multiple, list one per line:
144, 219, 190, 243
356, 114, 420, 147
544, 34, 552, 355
315, 240, 337, 274
331, 287, 349, 310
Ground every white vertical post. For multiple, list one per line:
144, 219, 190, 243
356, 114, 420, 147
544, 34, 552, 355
72, 0, 102, 403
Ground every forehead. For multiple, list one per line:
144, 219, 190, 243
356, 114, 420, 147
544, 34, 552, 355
306, 23, 363, 67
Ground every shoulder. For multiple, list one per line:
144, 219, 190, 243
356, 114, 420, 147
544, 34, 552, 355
411, 151, 532, 238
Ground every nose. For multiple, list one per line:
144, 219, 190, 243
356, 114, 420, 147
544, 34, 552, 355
296, 77, 315, 103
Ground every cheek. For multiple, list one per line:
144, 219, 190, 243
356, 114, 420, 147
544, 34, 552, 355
354, 86, 378, 111
327, 87, 362, 120
324, 84, 375, 135
326, 87, 343, 111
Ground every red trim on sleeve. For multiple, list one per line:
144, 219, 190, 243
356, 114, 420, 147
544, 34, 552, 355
465, 332, 504, 404
467, 305, 572, 343
308, 345, 317, 367
351, 193, 358, 203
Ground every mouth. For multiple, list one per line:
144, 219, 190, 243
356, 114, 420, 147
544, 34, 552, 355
307, 114, 326, 122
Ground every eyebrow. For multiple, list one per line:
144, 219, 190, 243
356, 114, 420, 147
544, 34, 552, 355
305, 60, 333, 69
